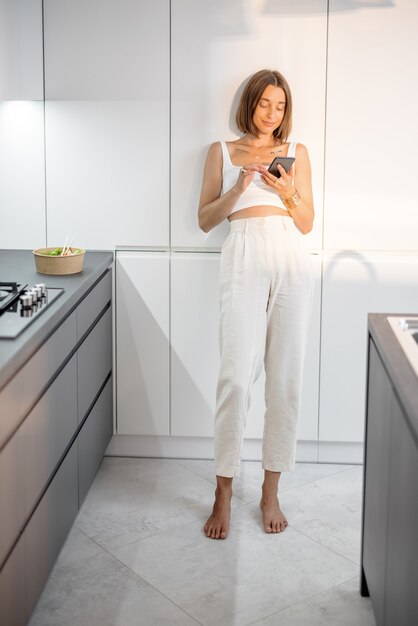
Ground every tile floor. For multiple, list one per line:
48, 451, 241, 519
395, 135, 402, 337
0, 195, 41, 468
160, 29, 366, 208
28, 458, 376, 626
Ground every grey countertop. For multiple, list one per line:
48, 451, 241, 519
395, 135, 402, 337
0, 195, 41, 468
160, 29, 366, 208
0, 249, 114, 390
368, 313, 418, 443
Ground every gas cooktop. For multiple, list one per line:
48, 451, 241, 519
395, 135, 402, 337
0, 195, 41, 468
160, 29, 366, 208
0, 281, 64, 339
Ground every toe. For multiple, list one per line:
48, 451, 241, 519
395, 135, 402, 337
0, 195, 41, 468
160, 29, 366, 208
215, 526, 220, 539
220, 530, 227, 539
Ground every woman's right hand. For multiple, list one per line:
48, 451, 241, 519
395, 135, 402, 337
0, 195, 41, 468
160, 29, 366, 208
234, 163, 264, 194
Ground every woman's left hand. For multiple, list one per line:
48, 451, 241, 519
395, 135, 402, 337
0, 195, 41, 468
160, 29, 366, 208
260, 164, 294, 199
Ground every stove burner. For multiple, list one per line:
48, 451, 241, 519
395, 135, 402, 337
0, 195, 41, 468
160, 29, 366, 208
0, 281, 64, 339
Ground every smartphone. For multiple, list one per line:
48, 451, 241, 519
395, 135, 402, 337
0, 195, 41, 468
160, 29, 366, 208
267, 156, 295, 178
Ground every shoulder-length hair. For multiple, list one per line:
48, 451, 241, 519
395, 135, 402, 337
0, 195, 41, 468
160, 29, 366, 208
235, 69, 292, 141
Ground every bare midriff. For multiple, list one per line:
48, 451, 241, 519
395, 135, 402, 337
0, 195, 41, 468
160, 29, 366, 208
228, 206, 289, 221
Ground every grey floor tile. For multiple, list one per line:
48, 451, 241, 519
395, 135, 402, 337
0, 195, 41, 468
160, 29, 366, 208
27, 526, 199, 626
109, 502, 359, 626
74, 456, 242, 551
251, 576, 375, 625
279, 467, 364, 564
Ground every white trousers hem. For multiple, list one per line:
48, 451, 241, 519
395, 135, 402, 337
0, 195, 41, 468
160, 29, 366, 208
262, 460, 296, 473
215, 464, 240, 478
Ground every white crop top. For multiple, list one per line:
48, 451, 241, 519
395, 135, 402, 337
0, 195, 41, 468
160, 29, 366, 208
220, 140, 297, 215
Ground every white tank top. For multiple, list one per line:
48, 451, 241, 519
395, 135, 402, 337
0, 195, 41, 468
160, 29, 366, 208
220, 140, 297, 215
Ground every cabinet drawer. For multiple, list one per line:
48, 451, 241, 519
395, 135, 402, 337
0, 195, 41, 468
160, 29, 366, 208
25, 442, 78, 618
78, 306, 112, 422
0, 530, 26, 626
0, 428, 24, 569
78, 376, 113, 505
20, 354, 78, 524
76, 270, 112, 341
0, 311, 77, 450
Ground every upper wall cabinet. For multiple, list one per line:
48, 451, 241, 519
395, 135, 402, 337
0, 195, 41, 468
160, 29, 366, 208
325, 0, 418, 251
43, 0, 169, 249
171, 0, 327, 251
0, 0, 43, 101
43, 0, 169, 101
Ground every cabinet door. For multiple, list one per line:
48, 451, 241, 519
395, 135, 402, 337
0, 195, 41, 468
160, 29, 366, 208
116, 252, 170, 435
0, 530, 26, 626
171, 253, 220, 436
319, 253, 418, 443
385, 394, 418, 626
0, 427, 24, 570
78, 376, 113, 506
0, 0, 43, 100
77, 306, 112, 422
25, 442, 78, 619
21, 354, 77, 523
325, 0, 418, 250
171, 252, 321, 442
44, 0, 169, 249
171, 0, 327, 251
362, 340, 392, 626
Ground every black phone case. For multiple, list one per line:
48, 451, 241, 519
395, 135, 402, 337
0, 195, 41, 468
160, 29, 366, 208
267, 156, 295, 178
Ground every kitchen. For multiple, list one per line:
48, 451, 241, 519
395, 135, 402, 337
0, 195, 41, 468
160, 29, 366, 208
1, 1, 418, 625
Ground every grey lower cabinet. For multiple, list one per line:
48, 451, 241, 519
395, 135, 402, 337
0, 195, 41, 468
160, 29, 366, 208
361, 337, 418, 625
0, 269, 113, 626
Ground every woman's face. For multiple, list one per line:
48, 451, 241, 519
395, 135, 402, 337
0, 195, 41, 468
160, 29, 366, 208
252, 84, 286, 136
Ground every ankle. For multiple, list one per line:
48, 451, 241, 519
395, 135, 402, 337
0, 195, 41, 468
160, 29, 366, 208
261, 485, 278, 498
215, 485, 232, 498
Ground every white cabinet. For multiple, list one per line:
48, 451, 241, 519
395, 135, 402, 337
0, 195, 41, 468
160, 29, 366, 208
45, 102, 169, 249
171, 0, 327, 251
43, 0, 169, 100
170, 252, 321, 443
0, 102, 46, 249
171, 253, 220, 436
324, 0, 418, 251
116, 252, 170, 436
319, 252, 418, 444
43, 0, 169, 250
0, 0, 43, 101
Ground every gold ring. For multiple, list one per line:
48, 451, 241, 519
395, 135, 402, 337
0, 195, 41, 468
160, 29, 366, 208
274, 179, 279, 187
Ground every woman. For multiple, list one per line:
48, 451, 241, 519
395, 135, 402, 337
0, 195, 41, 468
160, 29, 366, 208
198, 69, 314, 539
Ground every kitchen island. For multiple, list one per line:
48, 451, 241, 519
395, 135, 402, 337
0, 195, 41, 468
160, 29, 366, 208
361, 313, 418, 626
0, 248, 114, 625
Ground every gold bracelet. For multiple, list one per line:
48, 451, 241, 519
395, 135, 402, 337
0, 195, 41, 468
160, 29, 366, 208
283, 190, 301, 210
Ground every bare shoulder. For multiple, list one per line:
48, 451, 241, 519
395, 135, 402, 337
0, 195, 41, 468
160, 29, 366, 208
207, 141, 222, 156
295, 142, 310, 159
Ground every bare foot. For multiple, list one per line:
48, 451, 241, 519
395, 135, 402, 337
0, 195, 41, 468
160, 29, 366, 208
204, 487, 232, 539
259, 493, 288, 534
